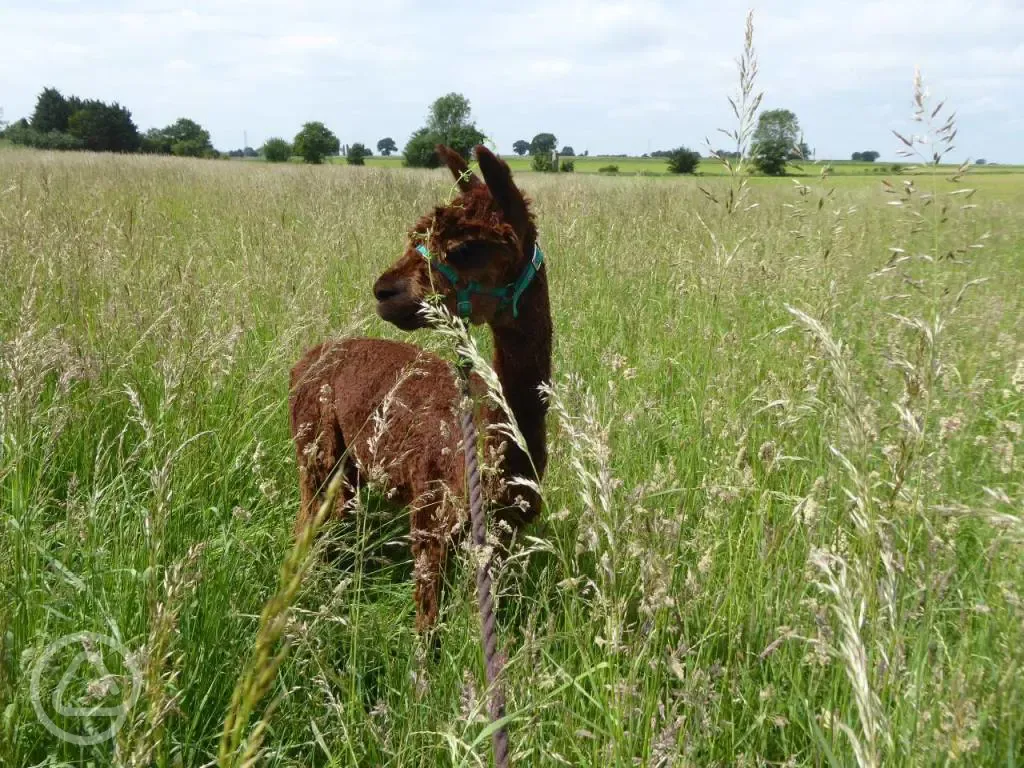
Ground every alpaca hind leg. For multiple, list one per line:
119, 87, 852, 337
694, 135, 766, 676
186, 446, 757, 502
294, 421, 352, 538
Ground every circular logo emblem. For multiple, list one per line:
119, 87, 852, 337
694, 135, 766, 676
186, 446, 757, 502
30, 631, 142, 746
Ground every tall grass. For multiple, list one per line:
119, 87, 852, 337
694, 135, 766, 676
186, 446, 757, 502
1, 79, 1022, 765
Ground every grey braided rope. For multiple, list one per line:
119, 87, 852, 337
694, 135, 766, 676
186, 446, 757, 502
460, 388, 510, 768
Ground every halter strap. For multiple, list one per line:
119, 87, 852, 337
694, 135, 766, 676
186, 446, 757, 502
416, 242, 544, 320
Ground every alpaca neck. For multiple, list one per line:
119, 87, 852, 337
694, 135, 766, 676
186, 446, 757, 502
487, 269, 551, 522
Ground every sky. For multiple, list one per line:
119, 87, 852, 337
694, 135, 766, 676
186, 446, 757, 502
1, 0, 1022, 162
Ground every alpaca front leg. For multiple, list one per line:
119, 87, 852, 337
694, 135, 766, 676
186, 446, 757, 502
411, 499, 450, 633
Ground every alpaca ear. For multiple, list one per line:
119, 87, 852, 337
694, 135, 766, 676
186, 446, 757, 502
475, 145, 530, 238
436, 144, 480, 192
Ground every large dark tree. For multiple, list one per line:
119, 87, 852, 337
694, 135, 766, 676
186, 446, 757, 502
403, 93, 486, 168
67, 100, 141, 153
346, 142, 371, 165
530, 133, 557, 155
31, 87, 73, 134
512, 139, 530, 156
377, 137, 397, 156
293, 121, 340, 164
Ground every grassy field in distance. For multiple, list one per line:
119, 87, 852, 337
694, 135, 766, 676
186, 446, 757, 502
350, 152, 1024, 176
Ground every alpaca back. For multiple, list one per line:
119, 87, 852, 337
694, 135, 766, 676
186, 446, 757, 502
289, 337, 466, 509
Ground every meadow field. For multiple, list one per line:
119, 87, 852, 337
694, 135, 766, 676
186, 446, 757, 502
1, 142, 1023, 767
353, 153, 1024, 177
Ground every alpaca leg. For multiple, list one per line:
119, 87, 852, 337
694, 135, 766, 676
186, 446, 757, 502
410, 493, 451, 633
293, 420, 351, 538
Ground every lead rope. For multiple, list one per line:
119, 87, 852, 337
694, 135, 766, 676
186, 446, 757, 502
457, 355, 510, 768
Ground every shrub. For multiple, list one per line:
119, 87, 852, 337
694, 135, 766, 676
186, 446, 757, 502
346, 143, 371, 166
666, 146, 700, 174
560, 159, 575, 173
4, 121, 84, 150
598, 164, 619, 174
403, 127, 440, 168
261, 138, 292, 163
751, 137, 790, 176
531, 153, 555, 172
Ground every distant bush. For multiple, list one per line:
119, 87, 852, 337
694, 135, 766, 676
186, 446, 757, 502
559, 159, 574, 173
346, 143, 371, 166
889, 163, 904, 173
598, 164, 619, 174
4, 120, 84, 150
531, 153, 555, 172
666, 146, 700, 174
261, 138, 292, 163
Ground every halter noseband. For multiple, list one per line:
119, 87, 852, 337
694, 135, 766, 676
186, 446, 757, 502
416, 242, 544, 320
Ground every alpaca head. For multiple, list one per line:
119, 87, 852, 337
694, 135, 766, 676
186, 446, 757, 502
374, 144, 539, 331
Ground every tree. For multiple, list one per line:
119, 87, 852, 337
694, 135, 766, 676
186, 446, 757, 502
560, 145, 575, 156
293, 121, 340, 164
752, 108, 803, 176
143, 118, 214, 157
142, 128, 171, 154
67, 100, 141, 152
403, 93, 487, 167
261, 137, 292, 162
851, 150, 879, 162
347, 142, 371, 165
31, 87, 73, 134
512, 139, 530, 156
666, 146, 700, 174
377, 137, 397, 156
427, 93, 469, 141
166, 118, 214, 157
530, 133, 557, 155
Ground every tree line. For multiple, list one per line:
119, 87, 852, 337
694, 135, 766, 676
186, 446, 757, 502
2, 87, 883, 177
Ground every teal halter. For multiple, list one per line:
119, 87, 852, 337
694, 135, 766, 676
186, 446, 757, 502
416, 241, 544, 320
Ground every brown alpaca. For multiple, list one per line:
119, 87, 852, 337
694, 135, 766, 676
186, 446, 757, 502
289, 144, 552, 632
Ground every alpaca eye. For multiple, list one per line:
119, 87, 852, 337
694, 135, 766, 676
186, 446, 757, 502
444, 241, 491, 268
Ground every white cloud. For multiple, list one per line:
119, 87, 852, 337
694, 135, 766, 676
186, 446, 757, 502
0, 0, 1020, 161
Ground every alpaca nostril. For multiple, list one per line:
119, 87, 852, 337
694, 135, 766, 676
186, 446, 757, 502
374, 279, 402, 303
